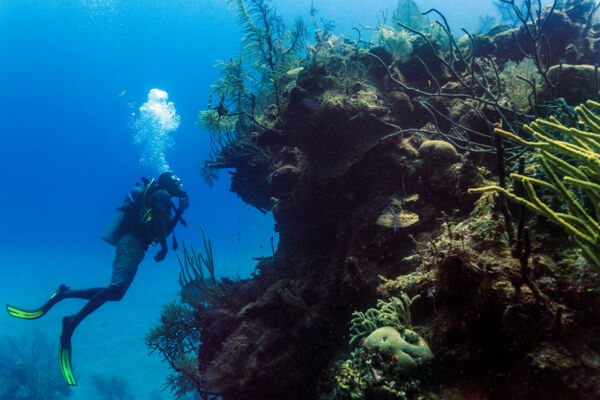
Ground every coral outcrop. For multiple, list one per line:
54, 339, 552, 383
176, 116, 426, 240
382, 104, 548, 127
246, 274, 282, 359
153, 1, 600, 399
364, 327, 432, 368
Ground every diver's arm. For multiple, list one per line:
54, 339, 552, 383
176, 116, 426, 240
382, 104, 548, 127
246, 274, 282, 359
153, 194, 188, 262
154, 237, 168, 262
153, 214, 169, 262
166, 194, 189, 234
149, 190, 173, 262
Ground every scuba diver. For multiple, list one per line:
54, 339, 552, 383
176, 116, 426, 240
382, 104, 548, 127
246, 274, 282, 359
6, 171, 189, 386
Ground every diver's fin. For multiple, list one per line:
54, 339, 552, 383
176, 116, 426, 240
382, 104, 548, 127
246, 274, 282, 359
59, 318, 77, 386
6, 304, 47, 319
58, 341, 77, 386
6, 284, 68, 320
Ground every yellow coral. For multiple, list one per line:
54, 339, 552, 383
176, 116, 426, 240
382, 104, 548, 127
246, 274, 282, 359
469, 100, 600, 270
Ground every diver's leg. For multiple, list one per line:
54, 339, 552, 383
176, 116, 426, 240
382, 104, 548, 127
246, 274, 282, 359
61, 287, 104, 300
58, 284, 127, 386
7, 285, 113, 319
61, 286, 124, 336
61, 233, 145, 340
58, 234, 145, 386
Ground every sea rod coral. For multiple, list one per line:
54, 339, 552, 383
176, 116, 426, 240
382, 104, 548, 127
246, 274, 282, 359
469, 100, 600, 270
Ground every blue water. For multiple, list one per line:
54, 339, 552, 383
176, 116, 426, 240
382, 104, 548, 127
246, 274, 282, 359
0, 0, 539, 398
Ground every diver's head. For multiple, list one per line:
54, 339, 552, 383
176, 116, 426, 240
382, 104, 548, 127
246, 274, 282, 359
158, 171, 184, 197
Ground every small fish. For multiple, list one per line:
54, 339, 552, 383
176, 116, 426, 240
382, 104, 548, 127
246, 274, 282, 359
427, 79, 432, 88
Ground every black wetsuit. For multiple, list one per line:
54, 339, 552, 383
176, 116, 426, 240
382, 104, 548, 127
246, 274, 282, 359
59, 186, 184, 342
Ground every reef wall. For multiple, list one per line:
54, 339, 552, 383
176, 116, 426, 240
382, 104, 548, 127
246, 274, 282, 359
149, 1, 600, 399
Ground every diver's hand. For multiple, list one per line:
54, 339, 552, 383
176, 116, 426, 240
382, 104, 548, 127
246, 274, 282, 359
154, 248, 167, 262
178, 196, 189, 212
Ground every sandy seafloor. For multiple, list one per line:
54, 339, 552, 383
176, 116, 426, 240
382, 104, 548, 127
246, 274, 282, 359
1, 245, 208, 399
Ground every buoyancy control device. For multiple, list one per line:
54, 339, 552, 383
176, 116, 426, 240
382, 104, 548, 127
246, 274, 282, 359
101, 178, 153, 246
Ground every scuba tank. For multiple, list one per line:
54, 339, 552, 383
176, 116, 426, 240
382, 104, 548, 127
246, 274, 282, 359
101, 209, 126, 246
101, 181, 147, 246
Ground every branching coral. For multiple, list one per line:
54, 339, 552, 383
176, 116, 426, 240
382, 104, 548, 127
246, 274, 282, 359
0, 331, 71, 400
377, 294, 420, 329
372, 0, 572, 156
148, 228, 223, 399
210, 0, 306, 120
197, 56, 255, 172
378, 27, 415, 63
198, 109, 238, 136
341, 292, 433, 397
391, 0, 428, 32
178, 227, 222, 307
349, 292, 420, 345
227, 0, 306, 114
146, 302, 207, 399
349, 308, 380, 345
496, 0, 560, 94
199, 0, 306, 181
469, 100, 600, 270
500, 58, 545, 111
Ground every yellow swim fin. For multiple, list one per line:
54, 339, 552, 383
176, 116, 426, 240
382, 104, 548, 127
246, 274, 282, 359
6, 304, 47, 319
59, 317, 77, 386
6, 285, 68, 320
58, 340, 77, 386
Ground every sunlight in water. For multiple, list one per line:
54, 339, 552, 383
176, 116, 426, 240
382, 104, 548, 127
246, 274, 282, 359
81, 0, 115, 9
80, 0, 119, 17
133, 89, 180, 173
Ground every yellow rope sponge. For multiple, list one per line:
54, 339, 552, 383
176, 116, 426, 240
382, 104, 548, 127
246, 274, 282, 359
469, 100, 600, 270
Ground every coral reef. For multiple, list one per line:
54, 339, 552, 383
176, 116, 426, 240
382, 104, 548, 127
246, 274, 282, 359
378, 28, 415, 63
318, 294, 434, 399
499, 58, 545, 111
152, 1, 600, 399
376, 190, 600, 399
471, 100, 600, 269
318, 293, 434, 400
349, 294, 421, 344
0, 332, 72, 400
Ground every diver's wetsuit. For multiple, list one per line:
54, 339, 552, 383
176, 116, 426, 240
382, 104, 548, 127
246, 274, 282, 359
6, 173, 188, 386
59, 187, 180, 341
